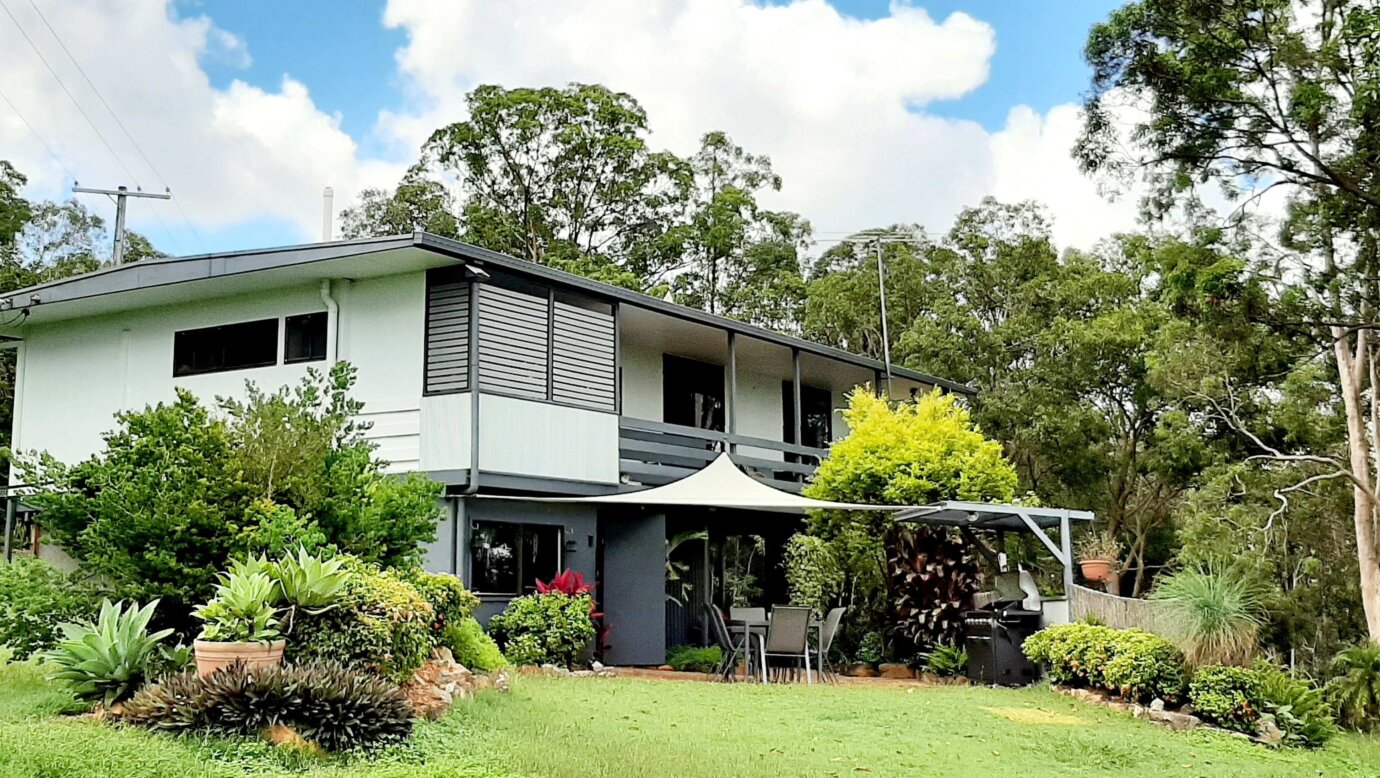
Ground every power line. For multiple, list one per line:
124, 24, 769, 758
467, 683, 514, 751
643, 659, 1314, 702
0, 84, 75, 184
21, 0, 204, 253
0, 0, 141, 186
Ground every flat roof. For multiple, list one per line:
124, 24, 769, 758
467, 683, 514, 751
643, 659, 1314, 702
0, 232, 975, 395
895, 501, 1095, 530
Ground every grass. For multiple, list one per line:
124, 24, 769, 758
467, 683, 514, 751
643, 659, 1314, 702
3, 661, 1380, 777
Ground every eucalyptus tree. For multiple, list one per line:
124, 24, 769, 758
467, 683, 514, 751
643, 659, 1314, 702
1081, 0, 1380, 637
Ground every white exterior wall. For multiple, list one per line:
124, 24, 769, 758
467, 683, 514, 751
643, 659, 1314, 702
478, 394, 619, 484
620, 340, 662, 421
15, 276, 427, 471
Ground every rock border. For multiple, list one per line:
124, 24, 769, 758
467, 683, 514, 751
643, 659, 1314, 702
1052, 685, 1278, 743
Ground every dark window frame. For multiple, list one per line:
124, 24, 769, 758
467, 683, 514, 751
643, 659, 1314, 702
662, 354, 725, 432
172, 318, 279, 377
468, 520, 564, 597
283, 312, 328, 364
782, 381, 834, 463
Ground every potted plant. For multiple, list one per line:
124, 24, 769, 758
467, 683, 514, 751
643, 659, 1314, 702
1076, 531, 1120, 583
193, 566, 284, 677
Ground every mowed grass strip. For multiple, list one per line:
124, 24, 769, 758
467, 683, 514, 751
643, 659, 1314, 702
3, 662, 1380, 777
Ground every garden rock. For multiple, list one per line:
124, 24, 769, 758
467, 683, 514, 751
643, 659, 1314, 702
1254, 718, 1285, 747
1149, 698, 1165, 712
405, 649, 483, 720
847, 663, 878, 678
1148, 709, 1201, 731
878, 663, 914, 680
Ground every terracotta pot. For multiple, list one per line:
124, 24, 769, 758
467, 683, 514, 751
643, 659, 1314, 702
193, 639, 286, 677
1080, 559, 1113, 583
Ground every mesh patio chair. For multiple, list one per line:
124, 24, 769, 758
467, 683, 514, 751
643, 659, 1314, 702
808, 606, 846, 682
704, 604, 760, 682
762, 606, 814, 683
729, 607, 766, 623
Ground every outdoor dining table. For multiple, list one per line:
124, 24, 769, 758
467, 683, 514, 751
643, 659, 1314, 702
725, 613, 823, 683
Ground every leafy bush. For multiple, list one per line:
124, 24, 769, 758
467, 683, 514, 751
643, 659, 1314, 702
1254, 662, 1337, 748
1150, 565, 1266, 666
402, 568, 479, 644
922, 641, 968, 677
1101, 629, 1187, 703
42, 599, 174, 704
17, 365, 443, 628
1023, 624, 1185, 702
121, 660, 413, 751
1189, 665, 1262, 733
1327, 641, 1380, 732
782, 533, 844, 616
443, 617, 507, 672
0, 558, 100, 659
489, 592, 595, 667
194, 570, 282, 643
855, 632, 884, 665
287, 558, 433, 683
667, 644, 723, 673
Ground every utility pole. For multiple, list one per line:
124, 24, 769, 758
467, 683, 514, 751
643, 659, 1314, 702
875, 239, 893, 393
72, 183, 172, 264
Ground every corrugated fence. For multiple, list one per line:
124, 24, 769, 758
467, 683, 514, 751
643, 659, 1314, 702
1069, 583, 1171, 635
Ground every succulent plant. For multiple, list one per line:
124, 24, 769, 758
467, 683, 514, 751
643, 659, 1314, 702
41, 599, 174, 705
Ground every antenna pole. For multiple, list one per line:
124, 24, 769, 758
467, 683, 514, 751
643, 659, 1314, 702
876, 239, 892, 396
72, 184, 172, 264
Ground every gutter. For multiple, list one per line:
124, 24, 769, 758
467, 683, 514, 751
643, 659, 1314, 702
319, 279, 339, 362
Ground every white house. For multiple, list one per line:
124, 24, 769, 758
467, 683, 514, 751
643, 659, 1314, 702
0, 232, 974, 664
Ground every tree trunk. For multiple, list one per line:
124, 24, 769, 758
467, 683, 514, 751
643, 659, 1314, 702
1331, 327, 1380, 640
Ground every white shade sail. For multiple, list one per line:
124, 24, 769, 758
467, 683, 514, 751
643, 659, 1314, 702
500, 453, 904, 514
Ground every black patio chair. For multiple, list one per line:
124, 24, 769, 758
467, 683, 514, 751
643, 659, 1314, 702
704, 603, 760, 682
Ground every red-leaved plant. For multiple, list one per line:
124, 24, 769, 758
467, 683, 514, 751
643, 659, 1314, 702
537, 569, 609, 655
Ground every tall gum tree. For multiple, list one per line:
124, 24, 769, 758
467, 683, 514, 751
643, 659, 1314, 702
1080, 0, 1380, 638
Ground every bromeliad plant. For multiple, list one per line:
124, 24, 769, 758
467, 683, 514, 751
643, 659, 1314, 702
42, 599, 174, 705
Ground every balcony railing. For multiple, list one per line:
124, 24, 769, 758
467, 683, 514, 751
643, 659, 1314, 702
618, 417, 829, 493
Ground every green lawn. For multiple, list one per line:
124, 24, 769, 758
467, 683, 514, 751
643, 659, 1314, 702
3, 661, 1379, 777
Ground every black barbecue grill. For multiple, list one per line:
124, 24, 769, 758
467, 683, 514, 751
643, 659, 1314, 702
964, 570, 1043, 686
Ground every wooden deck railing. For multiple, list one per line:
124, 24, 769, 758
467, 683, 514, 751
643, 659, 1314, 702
618, 417, 828, 492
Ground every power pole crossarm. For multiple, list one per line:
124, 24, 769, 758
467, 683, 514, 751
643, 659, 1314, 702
72, 184, 171, 264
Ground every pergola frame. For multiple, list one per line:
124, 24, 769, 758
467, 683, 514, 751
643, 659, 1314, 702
894, 501, 1095, 594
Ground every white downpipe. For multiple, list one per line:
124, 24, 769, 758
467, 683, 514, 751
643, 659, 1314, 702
319, 279, 339, 364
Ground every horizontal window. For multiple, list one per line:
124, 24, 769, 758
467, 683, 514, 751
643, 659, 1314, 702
469, 521, 562, 596
284, 312, 327, 364
173, 318, 278, 377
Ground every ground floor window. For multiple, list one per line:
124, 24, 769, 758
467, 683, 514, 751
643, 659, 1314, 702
469, 521, 562, 596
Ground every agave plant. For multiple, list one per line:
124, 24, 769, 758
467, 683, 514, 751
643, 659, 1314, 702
1328, 642, 1380, 732
275, 546, 350, 610
1149, 564, 1267, 666
195, 570, 282, 643
41, 599, 174, 705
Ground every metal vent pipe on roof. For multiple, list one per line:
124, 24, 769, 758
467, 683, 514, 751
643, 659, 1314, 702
322, 186, 334, 241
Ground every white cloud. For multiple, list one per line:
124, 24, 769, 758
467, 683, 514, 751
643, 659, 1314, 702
0, 0, 379, 247
0, 0, 1155, 253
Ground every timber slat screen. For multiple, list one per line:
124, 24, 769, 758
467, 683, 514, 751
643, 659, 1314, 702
424, 274, 470, 393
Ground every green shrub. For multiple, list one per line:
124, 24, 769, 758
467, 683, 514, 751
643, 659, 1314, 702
782, 534, 844, 615
402, 568, 479, 644
1102, 629, 1187, 703
667, 644, 723, 673
1326, 641, 1380, 732
121, 660, 413, 752
0, 558, 100, 659
489, 592, 595, 667
236, 499, 328, 559
287, 558, 433, 682
1254, 662, 1337, 748
444, 617, 507, 672
41, 599, 174, 704
1150, 565, 1266, 667
1023, 624, 1186, 702
855, 631, 884, 665
1022, 623, 1118, 688
1190, 665, 1262, 733
922, 641, 969, 677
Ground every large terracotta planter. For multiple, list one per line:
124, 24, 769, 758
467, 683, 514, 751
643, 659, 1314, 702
193, 639, 286, 677
1079, 559, 1113, 583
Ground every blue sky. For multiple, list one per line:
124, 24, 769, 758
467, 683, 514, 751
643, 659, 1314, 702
4, 1, 1138, 255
